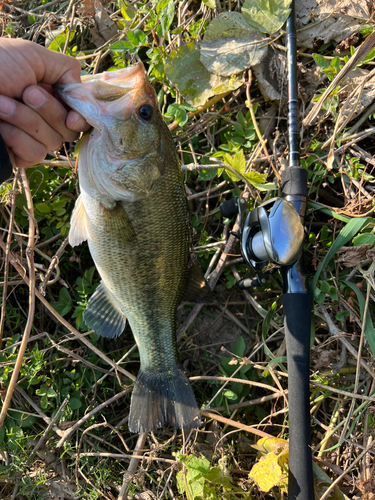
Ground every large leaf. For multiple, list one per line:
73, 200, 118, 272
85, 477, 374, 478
165, 42, 242, 106
242, 0, 291, 34
200, 12, 268, 76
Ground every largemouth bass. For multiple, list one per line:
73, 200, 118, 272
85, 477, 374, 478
57, 64, 201, 433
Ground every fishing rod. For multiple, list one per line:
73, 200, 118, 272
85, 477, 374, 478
220, 2, 314, 499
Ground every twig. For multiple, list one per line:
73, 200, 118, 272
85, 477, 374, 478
0, 170, 19, 348
0, 170, 35, 431
209, 391, 285, 412
311, 382, 375, 403
56, 388, 132, 447
38, 236, 69, 295
29, 398, 69, 462
190, 375, 283, 394
117, 432, 148, 500
319, 438, 375, 500
200, 410, 272, 439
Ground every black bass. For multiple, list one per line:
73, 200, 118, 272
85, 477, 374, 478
56, 64, 201, 433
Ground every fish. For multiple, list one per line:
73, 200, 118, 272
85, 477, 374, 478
56, 64, 203, 433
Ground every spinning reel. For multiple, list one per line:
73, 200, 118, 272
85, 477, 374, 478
220, 194, 305, 289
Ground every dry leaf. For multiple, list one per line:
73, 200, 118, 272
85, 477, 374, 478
337, 245, 369, 267
296, 0, 370, 49
249, 452, 286, 492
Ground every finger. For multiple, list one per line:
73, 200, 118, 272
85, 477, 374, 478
23, 85, 79, 142
0, 39, 82, 99
0, 121, 47, 168
66, 110, 90, 133
0, 94, 64, 151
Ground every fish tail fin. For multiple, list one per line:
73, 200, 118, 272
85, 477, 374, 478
128, 366, 201, 433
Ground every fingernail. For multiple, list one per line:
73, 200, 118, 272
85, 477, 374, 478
0, 96, 16, 116
24, 87, 46, 108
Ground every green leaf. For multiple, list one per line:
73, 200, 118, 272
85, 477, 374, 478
352, 233, 375, 247
51, 287, 72, 317
0, 425, 5, 445
49, 30, 76, 52
310, 217, 370, 292
165, 43, 242, 107
157, 0, 175, 37
165, 103, 188, 126
223, 389, 238, 401
320, 280, 331, 293
312, 53, 330, 69
200, 12, 268, 77
242, 0, 291, 34
69, 398, 82, 410
198, 169, 217, 181
203, 0, 216, 8
120, 0, 137, 22
344, 281, 375, 358
126, 29, 148, 47
109, 41, 134, 53
45, 387, 56, 398
41, 394, 49, 409
233, 336, 246, 357
35, 203, 51, 214
252, 182, 276, 191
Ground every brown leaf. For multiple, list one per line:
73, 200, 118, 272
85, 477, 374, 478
78, 0, 95, 18
366, 247, 375, 261
337, 245, 369, 267
313, 349, 337, 371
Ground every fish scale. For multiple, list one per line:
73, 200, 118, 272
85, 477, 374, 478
56, 64, 201, 433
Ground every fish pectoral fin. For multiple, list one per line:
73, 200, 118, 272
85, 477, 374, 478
69, 194, 91, 247
181, 259, 210, 303
83, 282, 127, 338
101, 203, 137, 240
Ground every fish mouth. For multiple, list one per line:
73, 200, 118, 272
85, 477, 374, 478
55, 63, 154, 125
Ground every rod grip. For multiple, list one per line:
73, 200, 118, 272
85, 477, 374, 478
283, 293, 314, 500
281, 167, 307, 198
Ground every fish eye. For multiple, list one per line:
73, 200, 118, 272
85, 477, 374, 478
138, 104, 153, 121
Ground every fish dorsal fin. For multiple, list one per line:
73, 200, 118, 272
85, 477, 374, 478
83, 282, 127, 338
182, 259, 210, 302
69, 194, 91, 247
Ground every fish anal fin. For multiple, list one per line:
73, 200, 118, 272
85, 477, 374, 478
83, 282, 126, 338
69, 194, 91, 247
181, 259, 209, 302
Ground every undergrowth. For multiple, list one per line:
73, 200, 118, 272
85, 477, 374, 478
1, 1, 375, 500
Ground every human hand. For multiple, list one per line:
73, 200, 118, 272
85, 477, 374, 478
0, 38, 88, 169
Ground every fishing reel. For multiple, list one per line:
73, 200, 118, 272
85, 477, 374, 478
220, 195, 304, 288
